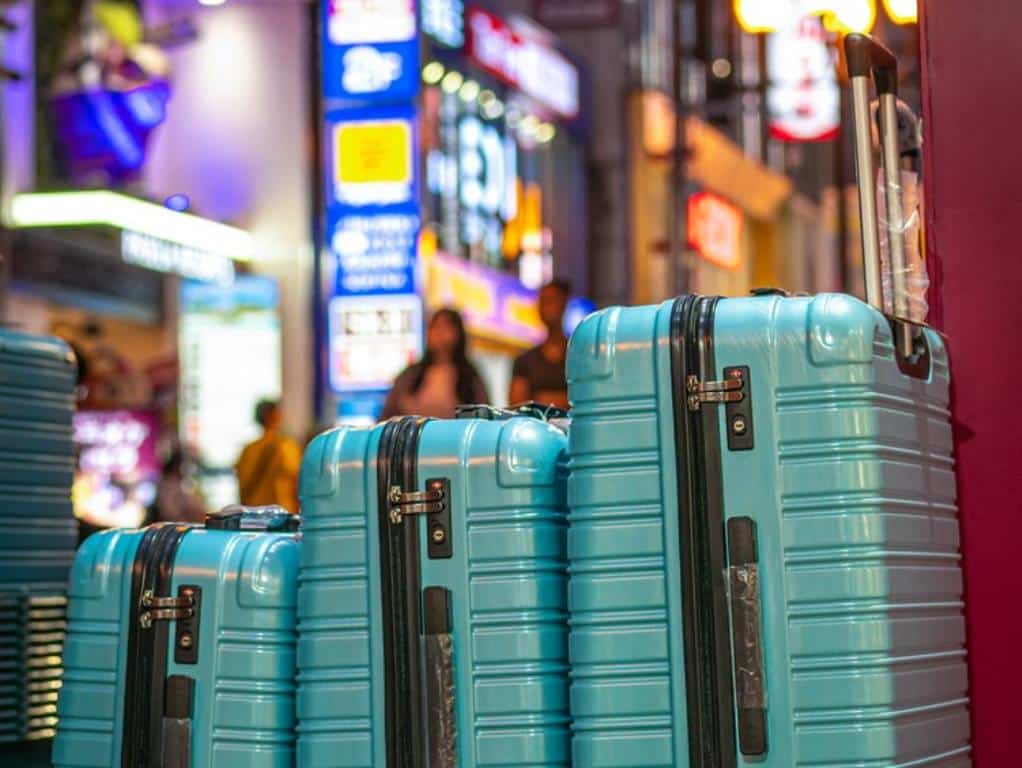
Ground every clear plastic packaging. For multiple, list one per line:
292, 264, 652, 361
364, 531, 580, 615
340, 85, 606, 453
877, 169, 928, 323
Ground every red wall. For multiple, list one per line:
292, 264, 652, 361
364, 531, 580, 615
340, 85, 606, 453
921, 4, 1022, 762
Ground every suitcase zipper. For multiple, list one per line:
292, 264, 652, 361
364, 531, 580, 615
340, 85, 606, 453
378, 417, 429, 768
121, 524, 190, 768
671, 296, 739, 768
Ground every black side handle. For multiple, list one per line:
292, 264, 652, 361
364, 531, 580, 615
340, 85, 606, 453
844, 33, 898, 95
205, 505, 299, 532
727, 517, 767, 756
423, 587, 456, 768
162, 675, 194, 768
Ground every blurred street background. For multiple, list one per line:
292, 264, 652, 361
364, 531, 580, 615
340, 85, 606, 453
0, 0, 922, 528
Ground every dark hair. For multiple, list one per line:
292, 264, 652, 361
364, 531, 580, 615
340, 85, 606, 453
541, 278, 572, 298
254, 399, 279, 428
410, 308, 481, 404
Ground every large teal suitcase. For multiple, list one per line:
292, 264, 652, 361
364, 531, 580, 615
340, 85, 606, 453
566, 34, 970, 768
52, 507, 300, 767
297, 409, 570, 768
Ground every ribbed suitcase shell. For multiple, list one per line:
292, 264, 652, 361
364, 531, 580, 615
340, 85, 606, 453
297, 417, 570, 767
52, 525, 299, 767
0, 330, 77, 587
566, 294, 970, 767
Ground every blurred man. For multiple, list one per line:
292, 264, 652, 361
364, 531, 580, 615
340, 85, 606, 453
235, 399, 302, 514
509, 279, 571, 409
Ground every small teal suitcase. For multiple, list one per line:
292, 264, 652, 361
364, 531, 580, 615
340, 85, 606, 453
566, 35, 970, 768
297, 409, 570, 768
52, 507, 300, 767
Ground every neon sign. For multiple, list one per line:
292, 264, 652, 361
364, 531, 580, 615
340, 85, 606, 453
466, 7, 580, 120
322, 0, 420, 102
687, 192, 745, 271
766, 15, 839, 142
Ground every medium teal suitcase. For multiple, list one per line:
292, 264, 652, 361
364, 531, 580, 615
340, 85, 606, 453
297, 409, 570, 768
52, 507, 300, 767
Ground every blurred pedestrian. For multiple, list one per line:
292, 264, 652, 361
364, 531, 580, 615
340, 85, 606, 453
509, 279, 571, 409
381, 308, 489, 419
235, 399, 302, 514
153, 451, 206, 524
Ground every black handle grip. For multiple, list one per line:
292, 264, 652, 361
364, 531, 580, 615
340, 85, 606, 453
455, 402, 569, 421
844, 33, 898, 95
205, 505, 299, 532
727, 517, 768, 757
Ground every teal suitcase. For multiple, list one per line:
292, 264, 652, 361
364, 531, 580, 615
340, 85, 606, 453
297, 409, 570, 768
52, 507, 300, 767
0, 329, 77, 588
565, 36, 970, 768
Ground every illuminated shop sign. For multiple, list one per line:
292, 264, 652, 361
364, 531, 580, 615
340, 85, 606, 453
423, 250, 545, 346
422, 0, 465, 48
424, 87, 521, 269
323, 0, 420, 101
328, 294, 424, 391
73, 409, 159, 530
766, 15, 839, 143
330, 211, 419, 295
180, 276, 282, 509
331, 109, 418, 207
687, 191, 745, 271
466, 7, 580, 120
122, 230, 236, 285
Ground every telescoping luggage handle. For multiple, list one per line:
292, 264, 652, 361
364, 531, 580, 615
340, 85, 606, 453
205, 505, 300, 532
844, 33, 916, 359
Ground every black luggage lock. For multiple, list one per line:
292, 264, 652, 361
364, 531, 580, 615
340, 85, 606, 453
388, 478, 452, 559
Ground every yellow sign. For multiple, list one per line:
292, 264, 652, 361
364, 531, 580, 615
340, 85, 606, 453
335, 120, 412, 185
883, 0, 917, 24
734, 0, 876, 34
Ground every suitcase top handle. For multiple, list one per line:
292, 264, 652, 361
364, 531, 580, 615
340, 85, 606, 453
206, 505, 299, 533
455, 402, 569, 422
844, 32, 919, 362
844, 33, 897, 96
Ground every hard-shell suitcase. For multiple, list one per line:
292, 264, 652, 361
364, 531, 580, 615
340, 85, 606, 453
565, 35, 970, 768
0, 330, 78, 588
52, 506, 300, 767
0, 590, 67, 744
297, 408, 570, 768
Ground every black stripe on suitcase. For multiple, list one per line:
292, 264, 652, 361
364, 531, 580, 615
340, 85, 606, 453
122, 524, 190, 768
670, 296, 743, 768
377, 417, 429, 768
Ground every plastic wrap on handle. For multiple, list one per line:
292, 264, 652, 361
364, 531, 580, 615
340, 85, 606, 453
877, 169, 928, 323
455, 403, 569, 422
424, 586, 456, 768
206, 504, 299, 532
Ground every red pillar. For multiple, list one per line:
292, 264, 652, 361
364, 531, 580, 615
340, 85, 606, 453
921, 3, 1022, 763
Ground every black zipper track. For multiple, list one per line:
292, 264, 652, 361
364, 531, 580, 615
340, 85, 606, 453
121, 523, 190, 768
670, 295, 738, 768
377, 416, 429, 768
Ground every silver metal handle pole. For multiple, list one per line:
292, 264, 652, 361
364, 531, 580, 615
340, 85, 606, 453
850, 76, 884, 311
878, 92, 915, 356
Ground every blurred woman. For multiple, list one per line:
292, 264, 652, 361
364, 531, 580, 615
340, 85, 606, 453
381, 308, 488, 419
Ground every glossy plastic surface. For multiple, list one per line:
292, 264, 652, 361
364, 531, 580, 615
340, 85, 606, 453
52, 526, 299, 767
566, 294, 970, 767
297, 417, 570, 767
0, 330, 77, 587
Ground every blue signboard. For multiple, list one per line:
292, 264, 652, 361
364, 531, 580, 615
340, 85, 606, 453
325, 102, 421, 295
322, 0, 421, 103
